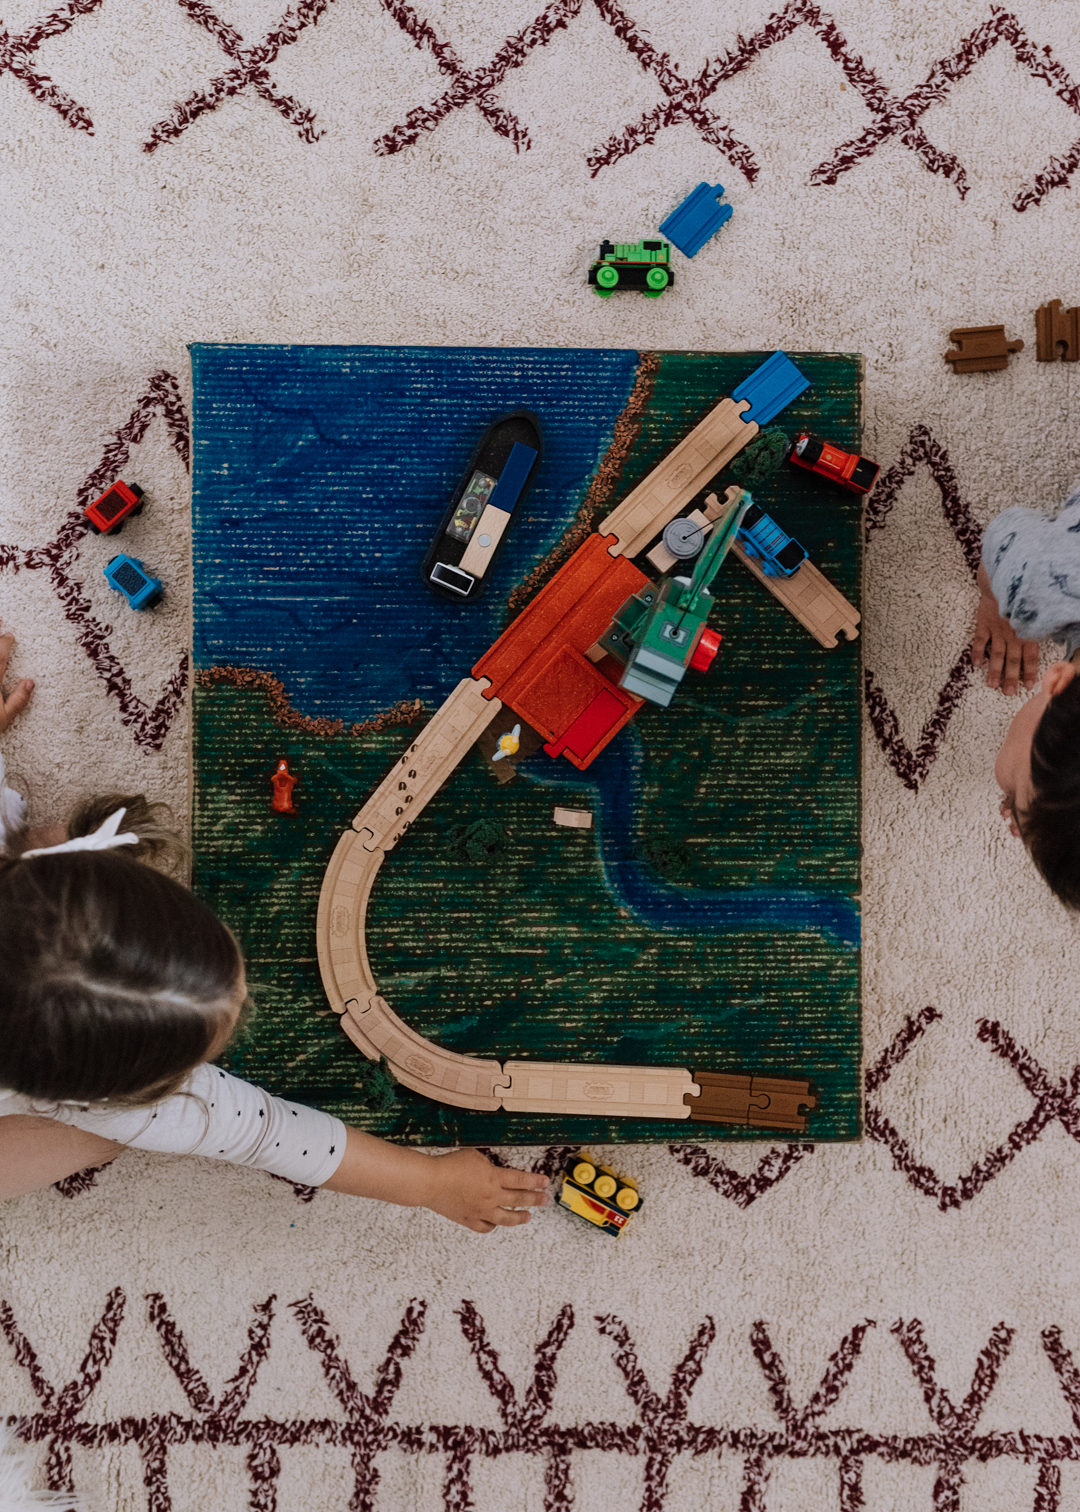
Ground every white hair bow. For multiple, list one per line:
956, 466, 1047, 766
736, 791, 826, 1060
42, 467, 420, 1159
22, 807, 139, 859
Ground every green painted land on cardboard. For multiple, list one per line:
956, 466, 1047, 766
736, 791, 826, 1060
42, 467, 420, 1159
193, 347, 862, 1144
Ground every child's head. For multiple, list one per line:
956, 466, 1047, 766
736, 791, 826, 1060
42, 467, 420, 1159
0, 796, 246, 1105
996, 660, 1080, 908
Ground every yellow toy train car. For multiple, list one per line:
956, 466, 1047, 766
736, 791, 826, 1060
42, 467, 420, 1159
556, 1152, 642, 1237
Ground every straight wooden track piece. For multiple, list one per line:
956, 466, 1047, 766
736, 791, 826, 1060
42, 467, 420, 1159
687, 1071, 817, 1131
1035, 300, 1080, 361
500, 1061, 695, 1118
598, 399, 757, 559
349, 677, 500, 851
731, 540, 859, 648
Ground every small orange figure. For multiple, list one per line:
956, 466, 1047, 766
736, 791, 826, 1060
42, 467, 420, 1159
270, 758, 298, 814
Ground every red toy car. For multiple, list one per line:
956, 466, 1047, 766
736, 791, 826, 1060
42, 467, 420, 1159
84, 480, 145, 534
789, 434, 879, 495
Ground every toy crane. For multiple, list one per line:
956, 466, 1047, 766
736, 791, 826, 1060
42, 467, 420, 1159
597, 489, 750, 707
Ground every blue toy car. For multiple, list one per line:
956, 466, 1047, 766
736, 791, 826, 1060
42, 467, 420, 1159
104, 553, 164, 609
736, 502, 807, 577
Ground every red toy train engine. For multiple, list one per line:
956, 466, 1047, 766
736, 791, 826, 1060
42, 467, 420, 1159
789, 434, 879, 495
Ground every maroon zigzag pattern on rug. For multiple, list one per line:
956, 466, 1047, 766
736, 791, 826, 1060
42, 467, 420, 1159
3, 1288, 1080, 1511
374, 0, 1080, 210
18, 0, 1080, 208
0, 370, 190, 753
862, 423, 981, 792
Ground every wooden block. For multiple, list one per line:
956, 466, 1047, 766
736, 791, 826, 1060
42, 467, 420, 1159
500, 1061, 695, 1118
731, 541, 859, 648
458, 501, 513, 576
553, 806, 593, 829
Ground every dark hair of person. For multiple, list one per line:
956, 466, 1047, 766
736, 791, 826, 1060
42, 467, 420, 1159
1021, 677, 1080, 910
0, 796, 244, 1106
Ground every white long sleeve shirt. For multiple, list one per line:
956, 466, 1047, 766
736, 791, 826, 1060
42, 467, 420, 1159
0, 1063, 347, 1186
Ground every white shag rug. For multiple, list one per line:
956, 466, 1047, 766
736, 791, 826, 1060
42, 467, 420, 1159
4, 1, 1080, 1507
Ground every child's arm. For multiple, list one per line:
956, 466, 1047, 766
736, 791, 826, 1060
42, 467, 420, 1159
42, 1062, 550, 1233
321, 1130, 551, 1232
0, 624, 34, 732
972, 562, 1040, 695
977, 496, 1080, 693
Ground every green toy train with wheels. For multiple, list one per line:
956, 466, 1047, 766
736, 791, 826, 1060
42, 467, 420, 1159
588, 239, 674, 298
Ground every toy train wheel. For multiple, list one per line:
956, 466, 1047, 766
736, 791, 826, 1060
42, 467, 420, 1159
572, 1160, 596, 1185
594, 1174, 617, 1199
595, 265, 619, 291
645, 267, 670, 292
615, 1186, 639, 1211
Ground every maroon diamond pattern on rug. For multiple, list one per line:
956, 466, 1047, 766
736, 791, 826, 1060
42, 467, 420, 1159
0, 370, 190, 752
863, 424, 981, 794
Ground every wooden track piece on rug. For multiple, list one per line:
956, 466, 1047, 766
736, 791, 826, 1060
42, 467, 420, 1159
943, 325, 1023, 373
599, 397, 757, 558
1035, 300, 1080, 361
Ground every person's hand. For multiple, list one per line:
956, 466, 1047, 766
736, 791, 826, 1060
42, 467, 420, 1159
972, 575, 1039, 695
0, 625, 34, 732
422, 1148, 551, 1233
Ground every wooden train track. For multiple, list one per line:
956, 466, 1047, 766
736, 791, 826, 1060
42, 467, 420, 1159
316, 370, 832, 1132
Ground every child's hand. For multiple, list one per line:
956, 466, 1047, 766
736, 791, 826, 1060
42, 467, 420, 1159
972, 578, 1038, 695
422, 1148, 551, 1233
0, 625, 34, 732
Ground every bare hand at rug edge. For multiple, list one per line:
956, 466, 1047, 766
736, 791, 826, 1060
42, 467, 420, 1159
321, 1131, 552, 1233
0, 625, 34, 733
972, 565, 1039, 695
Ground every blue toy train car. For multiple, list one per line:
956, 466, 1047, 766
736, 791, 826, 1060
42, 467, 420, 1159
104, 553, 164, 610
736, 502, 807, 577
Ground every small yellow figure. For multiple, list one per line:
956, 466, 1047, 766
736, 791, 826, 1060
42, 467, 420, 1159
491, 722, 521, 764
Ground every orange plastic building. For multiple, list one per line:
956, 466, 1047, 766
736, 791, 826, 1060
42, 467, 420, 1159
473, 531, 646, 770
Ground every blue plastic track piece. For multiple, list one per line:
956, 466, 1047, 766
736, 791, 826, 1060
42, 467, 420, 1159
658, 182, 733, 258
731, 351, 811, 427
487, 441, 538, 515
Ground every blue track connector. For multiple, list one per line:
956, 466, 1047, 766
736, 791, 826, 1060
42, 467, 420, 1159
732, 352, 811, 427
658, 182, 733, 258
